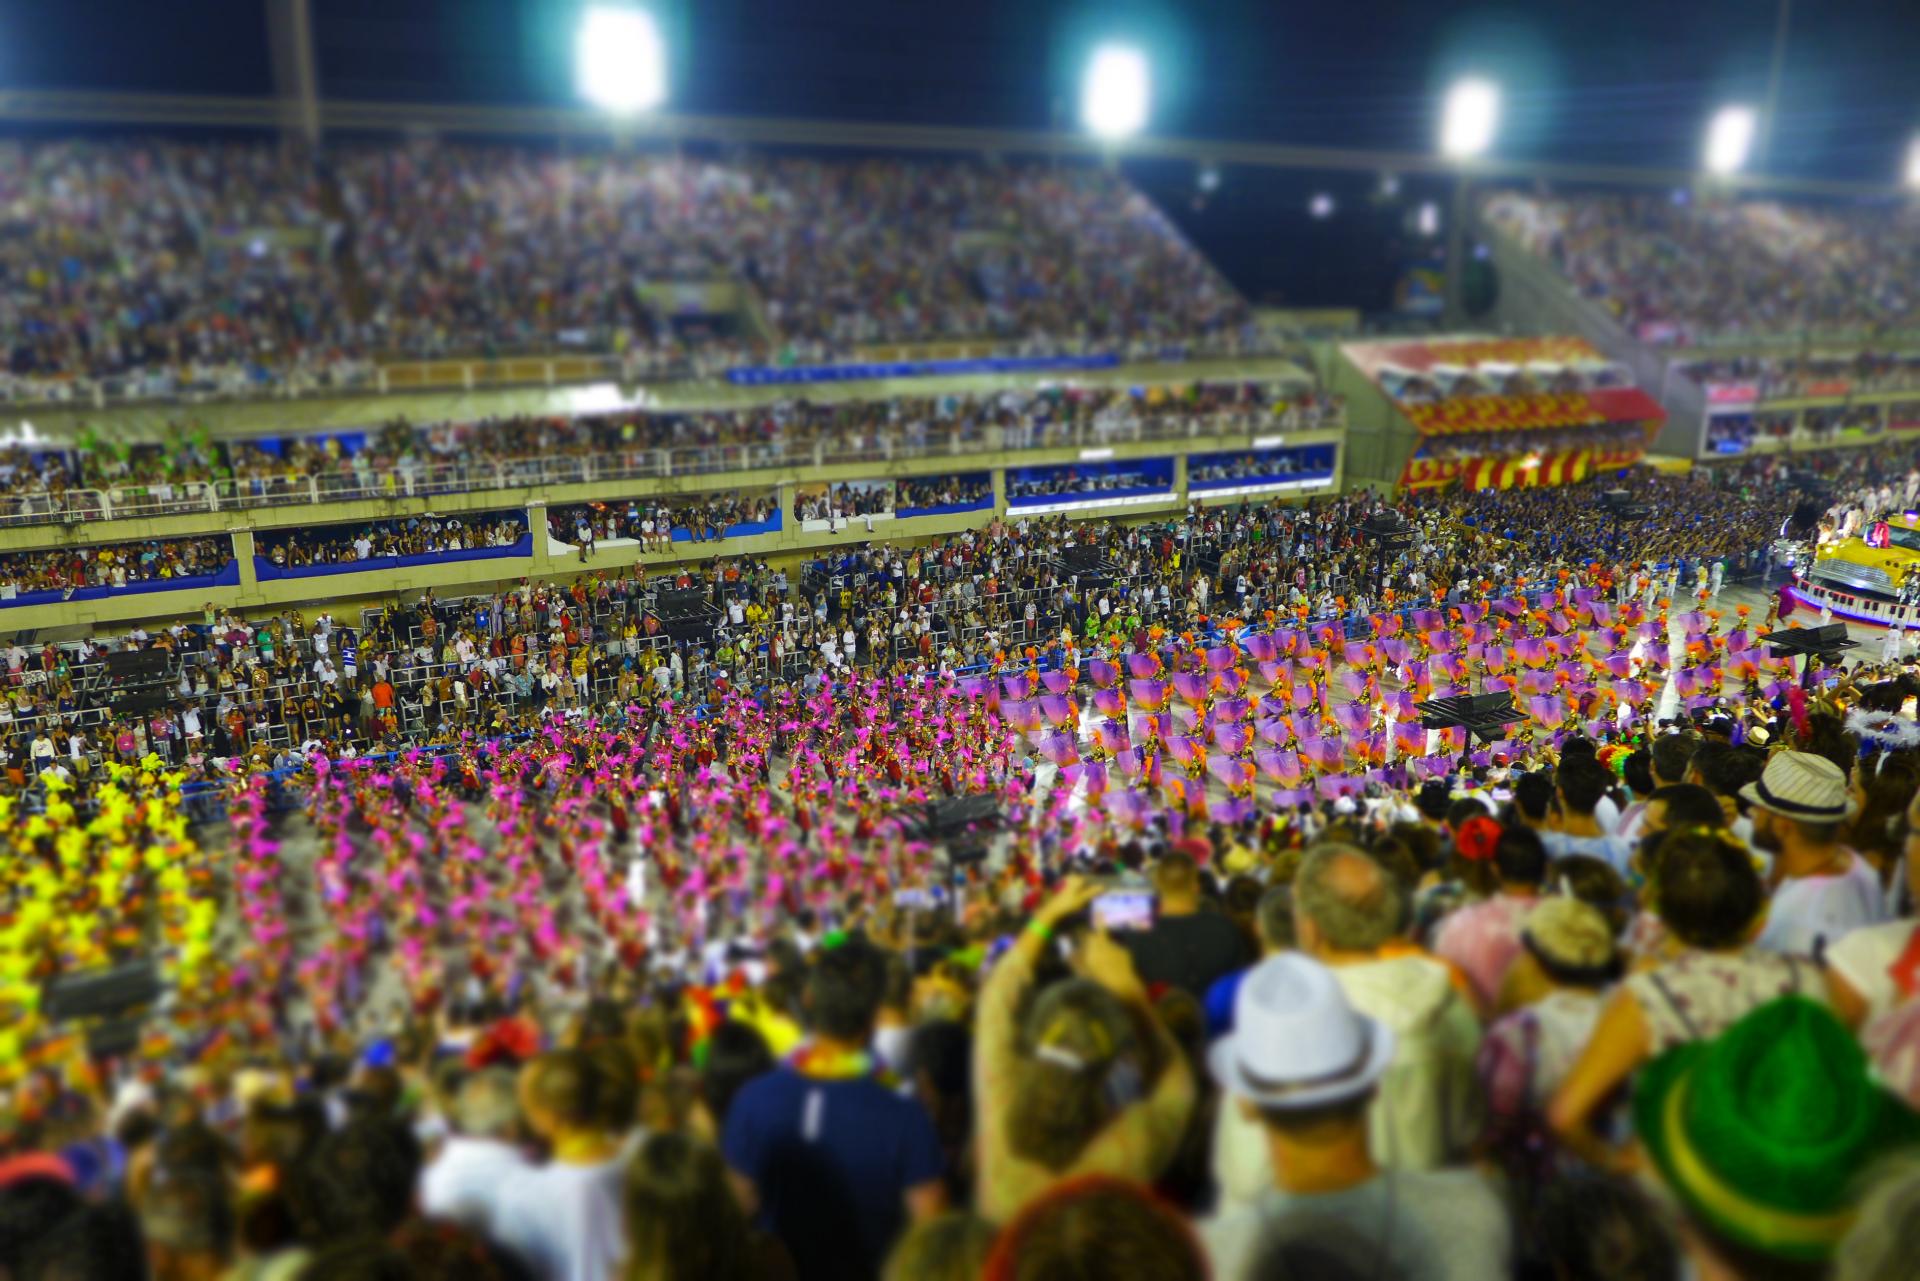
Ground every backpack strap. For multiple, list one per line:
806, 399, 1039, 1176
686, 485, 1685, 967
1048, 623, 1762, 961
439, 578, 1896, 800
1646, 971, 1704, 1043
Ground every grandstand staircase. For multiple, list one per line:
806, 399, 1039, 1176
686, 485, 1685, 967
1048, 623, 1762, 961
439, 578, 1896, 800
1481, 220, 1705, 458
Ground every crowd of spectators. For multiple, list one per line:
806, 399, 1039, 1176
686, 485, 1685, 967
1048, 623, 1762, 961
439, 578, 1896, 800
0, 537, 232, 597
0, 379, 1332, 526
793, 483, 894, 524
1008, 463, 1172, 502
1381, 360, 1633, 404
550, 495, 778, 555
1187, 448, 1325, 484
0, 139, 1268, 392
4, 476, 1920, 1281
1439, 472, 1786, 580
1678, 350, 1920, 400
1486, 189, 1920, 344
896, 475, 992, 511
258, 514, 527, 567
1409, 423, 1649, 465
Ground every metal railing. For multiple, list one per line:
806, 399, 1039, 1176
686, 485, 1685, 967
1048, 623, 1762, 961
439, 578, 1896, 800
0, 326, 1323, 413
0, 407, 1344, 530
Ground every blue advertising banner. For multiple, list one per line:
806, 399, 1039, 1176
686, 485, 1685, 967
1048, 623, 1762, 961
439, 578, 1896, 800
0, 560, 242, 610
727, 353, 1121, 386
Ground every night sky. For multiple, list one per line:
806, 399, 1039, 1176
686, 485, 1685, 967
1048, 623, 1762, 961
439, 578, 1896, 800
3, 0, 1914, 309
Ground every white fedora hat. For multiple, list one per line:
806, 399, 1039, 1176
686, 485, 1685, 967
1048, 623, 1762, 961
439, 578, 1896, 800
1208, 954, 1396, 1109
1738, 749, 1858, 822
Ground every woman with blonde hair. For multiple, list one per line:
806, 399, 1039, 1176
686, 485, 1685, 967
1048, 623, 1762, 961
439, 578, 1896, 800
972, 878, 1195, 1223
623, 1132, 791, 1281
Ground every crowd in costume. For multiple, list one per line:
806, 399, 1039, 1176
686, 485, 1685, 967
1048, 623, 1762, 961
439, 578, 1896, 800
4, 456, 1920, 1281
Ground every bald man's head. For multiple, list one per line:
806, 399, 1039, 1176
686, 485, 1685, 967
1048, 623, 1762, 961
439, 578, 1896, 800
1293, 843, 1404, 955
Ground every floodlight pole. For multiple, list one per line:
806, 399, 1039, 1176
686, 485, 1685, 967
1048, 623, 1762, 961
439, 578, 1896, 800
265, 0, 322, 148
1444, 170, 1470, 326
1758, 0, 1793, 170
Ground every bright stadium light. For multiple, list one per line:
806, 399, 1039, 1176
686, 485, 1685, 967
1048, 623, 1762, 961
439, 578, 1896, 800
1309, 192, 1336, 219
1082, 45, 1149, 139
576, 6, 666, 115
1906, 135, 1920, 190
1439, 78, 1500, 159
1417, 201, 1440, 235
1704, 106, 1757, 175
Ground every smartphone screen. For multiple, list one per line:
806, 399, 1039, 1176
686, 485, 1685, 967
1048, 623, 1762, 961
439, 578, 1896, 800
894, 888, 932, 909
1092, 890, 1156, 932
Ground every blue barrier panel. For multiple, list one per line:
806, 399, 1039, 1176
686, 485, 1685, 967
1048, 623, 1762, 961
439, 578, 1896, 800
668, 511, 783, 542
1188, 468, 1337, 493
897, 497, 996, 519
0, 560, 241, 610
1006, 484, 1173, 511
726, 352, 1121, 387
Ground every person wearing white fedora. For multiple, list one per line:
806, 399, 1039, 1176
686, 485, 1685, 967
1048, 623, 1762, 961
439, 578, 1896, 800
1742, 750, 1889, 957
1201, 952, 1510, 1281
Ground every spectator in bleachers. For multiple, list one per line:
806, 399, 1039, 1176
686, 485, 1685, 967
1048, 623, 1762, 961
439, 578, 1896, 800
1486, 190, 1920, 343
260, 514, 525, 567
0, 537, 232, 596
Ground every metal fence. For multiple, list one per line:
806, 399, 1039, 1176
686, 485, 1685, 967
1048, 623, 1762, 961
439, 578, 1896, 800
0, 407, 1343, 530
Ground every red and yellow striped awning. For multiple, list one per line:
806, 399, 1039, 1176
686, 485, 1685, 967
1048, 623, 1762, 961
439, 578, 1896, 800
1401, 388, 1665, 436
1398, 445, 1645, 492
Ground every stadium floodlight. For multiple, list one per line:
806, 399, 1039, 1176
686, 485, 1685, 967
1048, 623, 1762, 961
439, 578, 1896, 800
1906, 135, 1920, 190
1704, 106, 1756, 175
1309, 192, 1336, 219
576, 6, 666, 115
1439, 78, 1500, 159
1082, 45, 1149, 139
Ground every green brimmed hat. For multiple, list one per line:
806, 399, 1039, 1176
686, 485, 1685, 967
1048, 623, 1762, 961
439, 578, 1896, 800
1634, 995, 1920, 1263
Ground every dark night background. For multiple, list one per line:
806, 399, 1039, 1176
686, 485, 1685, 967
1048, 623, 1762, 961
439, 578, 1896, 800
2, 0, 1915, 311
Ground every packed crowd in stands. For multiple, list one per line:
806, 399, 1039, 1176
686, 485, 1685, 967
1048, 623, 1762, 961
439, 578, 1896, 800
1677, 350, 1920, 400
1440, 472, 1783, 582
1709, 438, 1920, 520
9, 134, 1920, 1281
551, 495, 779, 554
793, 484, 894, 524
1409, 423, 1649, 465
4, 462, 1920, 1281
1007, 463, 1172, 502
1380, 361, 1633, 404
1486, 190, 1920, 343
1187, 450, 1322, 484
0, 537, 233, 597
258, 515, 527, 567
0, 380, 1335, 525
896, 476, 992, 511
0, 139, 1273, 395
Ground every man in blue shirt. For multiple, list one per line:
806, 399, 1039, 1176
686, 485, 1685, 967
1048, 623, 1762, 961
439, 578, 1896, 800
1540, 756, 1634, 876
722, 936, 946, 1281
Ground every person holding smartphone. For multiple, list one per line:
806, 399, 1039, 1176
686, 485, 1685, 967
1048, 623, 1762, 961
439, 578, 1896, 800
1121, 847, 1254, 999
972, 876, 1196, 1224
